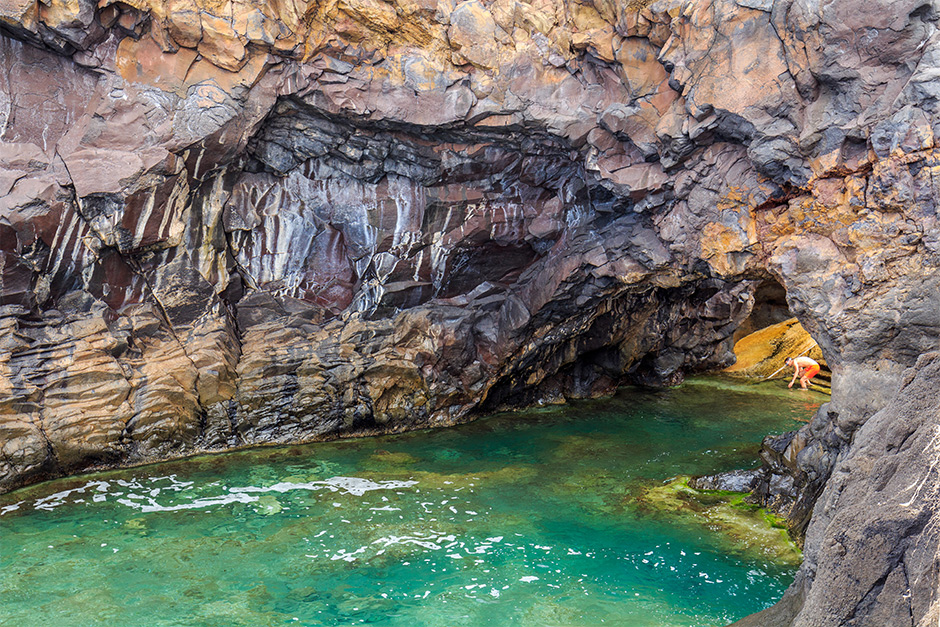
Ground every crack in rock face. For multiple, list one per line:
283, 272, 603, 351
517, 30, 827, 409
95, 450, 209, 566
1, 0, 940, 624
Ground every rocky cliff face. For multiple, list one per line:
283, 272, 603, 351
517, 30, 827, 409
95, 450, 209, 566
735, 352, 940, 627
1, 0, 938, 623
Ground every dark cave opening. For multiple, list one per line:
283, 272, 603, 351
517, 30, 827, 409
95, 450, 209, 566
734, 278, 792, 343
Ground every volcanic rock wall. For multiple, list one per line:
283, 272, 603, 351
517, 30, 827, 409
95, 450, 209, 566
1, 0, 939, 624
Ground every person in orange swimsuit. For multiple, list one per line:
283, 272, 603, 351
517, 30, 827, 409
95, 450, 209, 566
786, 356, 820, 390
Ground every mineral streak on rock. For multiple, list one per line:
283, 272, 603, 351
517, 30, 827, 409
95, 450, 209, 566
1, 0, 939, 623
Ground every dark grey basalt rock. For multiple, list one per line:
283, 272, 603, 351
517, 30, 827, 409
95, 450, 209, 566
734, 353, 940, 627
689, 468, 761, 493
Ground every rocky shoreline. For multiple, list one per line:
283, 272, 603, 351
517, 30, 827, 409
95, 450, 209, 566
2, 0, 939, 623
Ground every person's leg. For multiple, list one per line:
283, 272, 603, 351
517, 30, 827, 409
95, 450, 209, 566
801, 365, 820, 389
804, 365, 820, 388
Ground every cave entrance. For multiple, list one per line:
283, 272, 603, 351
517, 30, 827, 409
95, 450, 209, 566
724, 278, 831, 394
733, 279, 792, 343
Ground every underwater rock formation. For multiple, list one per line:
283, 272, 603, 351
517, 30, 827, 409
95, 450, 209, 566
1, 0, 939, 623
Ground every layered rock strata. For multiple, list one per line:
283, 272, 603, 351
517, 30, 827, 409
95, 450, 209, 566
723, 316, 824, 380
1, 0, 939, 624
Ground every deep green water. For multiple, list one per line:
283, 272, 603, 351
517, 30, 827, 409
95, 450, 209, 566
0, 377, 825, 627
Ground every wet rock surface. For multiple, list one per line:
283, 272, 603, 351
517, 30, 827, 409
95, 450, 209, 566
1, 0, 939, 624
723, 317, 823, 380
689, 468, 760, 493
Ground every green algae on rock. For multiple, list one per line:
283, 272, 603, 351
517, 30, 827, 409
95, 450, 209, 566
637, 477, 802, 566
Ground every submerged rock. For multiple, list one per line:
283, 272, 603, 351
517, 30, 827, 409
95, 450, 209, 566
637, 477, 802, 566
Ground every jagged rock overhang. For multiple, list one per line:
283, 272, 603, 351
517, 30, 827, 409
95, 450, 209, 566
0, 0, 937, 510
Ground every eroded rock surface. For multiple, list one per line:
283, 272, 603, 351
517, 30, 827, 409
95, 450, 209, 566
1, 0, 939, 624
735, 353, 940, 627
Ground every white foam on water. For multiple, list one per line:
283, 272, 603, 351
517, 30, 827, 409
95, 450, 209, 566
31, 481, 111, 511
83, 476, 422, 514
330, 546, 368, 562
117, 491, 260, 513
229, 476, 419, 497
371, 533, 444, 551
0, 501, 23, 516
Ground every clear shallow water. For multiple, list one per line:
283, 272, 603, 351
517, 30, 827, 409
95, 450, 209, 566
0, 377, 825, 627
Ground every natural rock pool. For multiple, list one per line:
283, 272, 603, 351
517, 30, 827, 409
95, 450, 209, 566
0, 378, 825, 626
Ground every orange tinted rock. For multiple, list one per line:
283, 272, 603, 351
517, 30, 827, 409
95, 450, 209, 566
38, 0, 92, 31
724, 317, 824, 379
165, 0, 203, 47
199, 12, 248, 71
615, 36, 668, 100
568, 3, 616, 61
448, 0, 499, 69
116, 35, 198, 93
339, 0, 402, 33
233, 6, 279, 45
699, 220, 753, 277
0, 0, 36, 25
184, 49, 270, 91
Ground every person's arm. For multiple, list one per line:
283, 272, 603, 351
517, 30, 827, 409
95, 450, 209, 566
788, 362, 799, 388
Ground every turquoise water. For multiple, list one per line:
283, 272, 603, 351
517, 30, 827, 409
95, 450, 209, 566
0, 378, 824, 626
